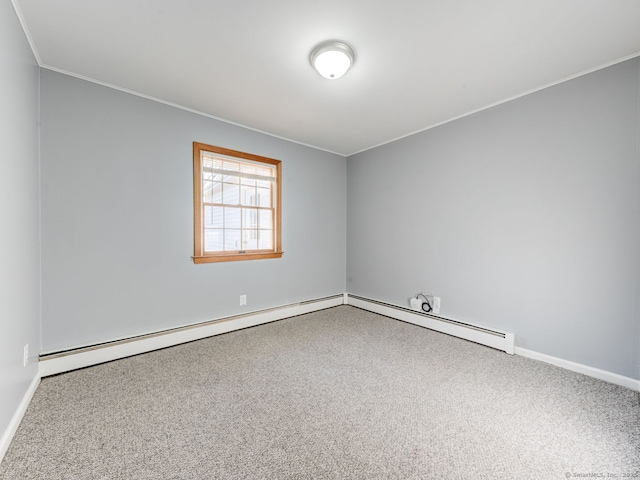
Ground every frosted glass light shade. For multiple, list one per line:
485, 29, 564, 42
310, 41, 355, 80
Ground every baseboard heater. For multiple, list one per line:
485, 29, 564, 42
346, 294, 515, 354
39, 294, 345, 377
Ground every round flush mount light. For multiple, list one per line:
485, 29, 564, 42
309, 41, 355, 80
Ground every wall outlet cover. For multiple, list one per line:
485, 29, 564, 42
433, 296, 441, 314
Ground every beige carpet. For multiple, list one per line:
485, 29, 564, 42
1, 306, 639, 479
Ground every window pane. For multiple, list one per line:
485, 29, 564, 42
223, 175, 239, 184
254, 165, 273, 178
203, 181, 213, 203
258, 210, 272, 229
204, 206, 223, 228
258, 230, 273, 250
202, 182, 222, 203
240, 163, 257, 176
218, 160, 239, 173
211, 181, 222, 203
214, 207, 224, 228
225, 229, 241, 251
243, 208, 258, 229
225, 207, 241, 228
241, 177, 256, 186
241, 185, 256, 206
223, 183, 240, 204
202, 155, 214, 170
242, 229, 258, 251
204, 229, 223, 252
257, 187, 271, 207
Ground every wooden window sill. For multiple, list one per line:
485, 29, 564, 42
193, 252, 283, 264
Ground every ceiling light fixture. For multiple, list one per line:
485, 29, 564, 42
309, 41, 355, 80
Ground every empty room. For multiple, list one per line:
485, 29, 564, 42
1, 0, 639, 478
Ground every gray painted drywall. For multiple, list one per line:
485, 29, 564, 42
40, 70, 346, 353
347, 59, 640, 380
0, 0, 41, 443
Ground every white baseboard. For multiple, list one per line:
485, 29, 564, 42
346, 293, 515, 354
0, 373, 40, 464
346, 293, 639, 392
515, 347, 640, 392
39, 295, 344, 377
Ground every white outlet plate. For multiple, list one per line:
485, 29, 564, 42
240, 295, 247, 306
433, 296, 441, 314
23, 344, 28, 367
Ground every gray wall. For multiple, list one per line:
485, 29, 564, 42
0, 0, 41, 440
15, 26, 640, 384
40, 70, 346, 353
347, 59, 640, 380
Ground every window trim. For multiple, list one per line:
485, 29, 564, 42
193, 142, 283, 264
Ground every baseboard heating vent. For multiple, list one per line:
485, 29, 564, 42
346, 294, 515, 355
39, 294, 345, 377
300, 294, 346, 306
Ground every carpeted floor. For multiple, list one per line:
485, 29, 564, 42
1, 306, 639, 479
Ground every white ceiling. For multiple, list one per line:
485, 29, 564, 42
13, 0, 640, 156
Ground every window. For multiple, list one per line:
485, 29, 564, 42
193, 142, 282, 263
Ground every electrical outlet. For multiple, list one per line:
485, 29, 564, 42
240, 294, 247, 306
433, 296, 441, 315
23, 344, 28, 367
